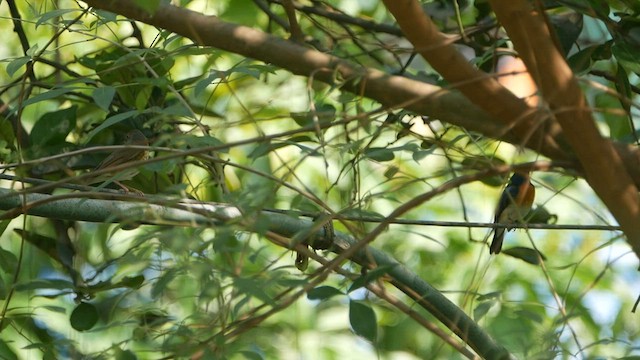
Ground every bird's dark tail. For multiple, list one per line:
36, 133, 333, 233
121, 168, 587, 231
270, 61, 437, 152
490, 229, 504, 254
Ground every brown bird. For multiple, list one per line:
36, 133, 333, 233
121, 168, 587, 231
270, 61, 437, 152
88, 129, 149, 193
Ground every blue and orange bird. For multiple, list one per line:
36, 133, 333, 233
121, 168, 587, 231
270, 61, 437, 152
490, 172, 535, 254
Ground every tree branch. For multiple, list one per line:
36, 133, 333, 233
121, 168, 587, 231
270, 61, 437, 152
382, 0, 565, 156
86, 0, 567, 161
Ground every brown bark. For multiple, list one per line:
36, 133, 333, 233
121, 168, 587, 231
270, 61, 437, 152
382, 0, 564, 154
86, 0, 568, 160
489, 1, 640, 254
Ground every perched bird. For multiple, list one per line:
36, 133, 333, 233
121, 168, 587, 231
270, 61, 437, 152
88, 129, 149, 193
490, 172, 535, 254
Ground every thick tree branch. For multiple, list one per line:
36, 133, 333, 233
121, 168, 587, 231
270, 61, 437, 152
86, 0, 568, 160
489, 0, 640, 260
381, 0, 565, 154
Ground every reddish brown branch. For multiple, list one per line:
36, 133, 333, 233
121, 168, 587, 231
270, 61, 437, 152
489, 1, 640, 257
381, 0, 565, 154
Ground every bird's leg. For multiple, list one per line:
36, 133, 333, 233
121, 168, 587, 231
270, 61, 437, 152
114, 181, 144, 196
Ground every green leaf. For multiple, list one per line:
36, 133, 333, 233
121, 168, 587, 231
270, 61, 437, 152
114, 347, 137, 360
29, 106, 77, 147
473, 301, 494, 321
119, 275, 145, 289
476, 291, 501, 301
174, 74, 203, 90
364, 147, 394, 162
0, 277, 7, 300
290, 104, 336, 128
158, 102, 194, 117
36, 9, 79, 27
0, 339, 17, 360
307, 286, 344, 300
290, 194, 322, 213
221, 0, 261, 25
92, 86, 116, 111
502, 247, 546, 265
0, 120, 16, 150
595, 92, 631, 140
411, 149, 434, 162
349, 300, 377, 343
6, 56, 30, 77
0, 220, 10, 238
587, 0, 610, 19
514, 309, 543, 323
549, 12, 583, 55
171, 134, 225, 149
239, 350, 264, 360
567, 45, 598, 74
527, 205, 556, 224
41, 305, 67, 314
339, 208, 385, 220
612, 41, 640, 75
22, 87, 75, 107
194, 71, 224, 97
233, 277, 276, 306
84, 110, 140, 143
15, 279, 74, 292
70, 302, 99, 331
0, 247, 17, 274
151, 268, 181, 299
384, 166, 399, 179
247, 141, 284, 159
348, 265, 394, 293
461, 155, 506, 170
14, 228, 60, 261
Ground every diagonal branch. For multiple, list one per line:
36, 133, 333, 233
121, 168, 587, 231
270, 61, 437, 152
84, 0, 640, 185
86, 0, 567, 160
381, 0, 564, 154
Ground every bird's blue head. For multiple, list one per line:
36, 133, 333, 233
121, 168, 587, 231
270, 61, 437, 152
508, 172, 528, 186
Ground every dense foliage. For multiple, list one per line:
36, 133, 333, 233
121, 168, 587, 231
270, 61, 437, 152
0, 0, 639, 359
